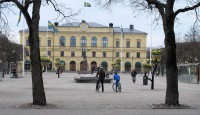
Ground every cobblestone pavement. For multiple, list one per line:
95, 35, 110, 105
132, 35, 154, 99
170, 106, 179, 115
0, 72, 200, 115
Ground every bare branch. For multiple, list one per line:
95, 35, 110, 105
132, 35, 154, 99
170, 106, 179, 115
146, 0, 166, 8
193, 9, 200, 30
174, 2, 200, 16
24, 0, 33, 10
96, 0, 125, 8
0, 0, 12, 4
0, 10, 9, 31
46, 0, 80, 23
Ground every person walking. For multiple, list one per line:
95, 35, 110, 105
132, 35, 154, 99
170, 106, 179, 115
113, 71, 120, 92
56, 67, 60, 78
91, 67, 94, 74
131, 69, 137, 83
96, 67, 106, 92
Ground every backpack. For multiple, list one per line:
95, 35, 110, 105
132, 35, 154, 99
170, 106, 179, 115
99, 71, 105, 79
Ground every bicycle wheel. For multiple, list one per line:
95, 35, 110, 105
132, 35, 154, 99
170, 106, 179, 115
118, 83, 121, 93
97, 82, 101, 92
112, 82, 121, 92
112, 83, 118, 92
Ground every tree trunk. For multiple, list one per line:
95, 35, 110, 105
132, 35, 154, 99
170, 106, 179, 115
28, 0, 46, 105
164, 15, 179, 105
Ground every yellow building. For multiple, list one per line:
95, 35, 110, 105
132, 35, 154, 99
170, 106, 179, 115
20, 20, 147, 72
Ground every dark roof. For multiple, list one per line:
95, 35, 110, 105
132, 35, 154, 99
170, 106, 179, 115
60, 22, 108, 28
114, 27, 146, 34
19, 26, 54, 32
19, 22, 147, 34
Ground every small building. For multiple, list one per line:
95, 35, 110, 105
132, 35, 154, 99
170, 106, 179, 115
178, 63, 200, 84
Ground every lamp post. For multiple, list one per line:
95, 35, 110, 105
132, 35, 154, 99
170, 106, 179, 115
0, 60, 2, 81
2, 52, 5, 78
150, 49, 161, 90
11, 50, 17, 78
143, 49, 161, 90
132, 56, 133, 71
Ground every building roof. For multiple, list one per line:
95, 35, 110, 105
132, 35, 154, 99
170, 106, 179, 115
60, 22, 108, 28
19, 26, 54, 32
19, 21, 147, 34
113, 27, 146, 34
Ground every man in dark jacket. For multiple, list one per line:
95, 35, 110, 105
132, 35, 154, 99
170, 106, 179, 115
96, 67, 105, 92
131, 69, 137, 83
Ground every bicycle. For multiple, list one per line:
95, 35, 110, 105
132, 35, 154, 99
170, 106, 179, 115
112, 82, 121, 92
96, 81, 102, 92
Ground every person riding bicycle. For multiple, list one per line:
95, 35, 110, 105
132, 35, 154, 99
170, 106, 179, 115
113, 71, 120, 92
96, 67, 106, 92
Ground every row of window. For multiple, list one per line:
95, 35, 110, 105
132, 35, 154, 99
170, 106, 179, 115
26, 36, 141, 48
26, 51, 141, 58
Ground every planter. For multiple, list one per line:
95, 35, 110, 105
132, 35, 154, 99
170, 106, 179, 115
111, 63, 116, 66
41, 62, 49, 66
143, 76, 148, 85
143, 68, 151, 72
152, 54, 161, 60
60, 66, 65, 70
142, 64, 152, 73
55, 63, 60, 67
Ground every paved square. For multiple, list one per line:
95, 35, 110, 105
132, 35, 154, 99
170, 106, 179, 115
0, 72, 200, 115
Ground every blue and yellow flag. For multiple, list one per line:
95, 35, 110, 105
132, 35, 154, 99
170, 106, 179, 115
48, 21, 59, 33
121, 26, 124, 39
84, 2, 91, 7
17, 0, 24, 26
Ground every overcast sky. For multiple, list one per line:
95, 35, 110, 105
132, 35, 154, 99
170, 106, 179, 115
7, 0, 196, 47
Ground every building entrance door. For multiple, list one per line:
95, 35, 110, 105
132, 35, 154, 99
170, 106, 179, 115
70, 61, 76, 71
80, 61, 87, 71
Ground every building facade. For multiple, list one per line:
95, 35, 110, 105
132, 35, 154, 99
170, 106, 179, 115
20, 20, 147, 72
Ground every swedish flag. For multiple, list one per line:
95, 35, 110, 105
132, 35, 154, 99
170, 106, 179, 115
48, 21, 58, 33
121, 27, 124, 39
17, 0, 24, 26
84, 2, 91, 7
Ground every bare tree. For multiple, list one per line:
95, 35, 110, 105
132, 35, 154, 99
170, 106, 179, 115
184, 26, 200, 42
97, 0, 200, 106
0, 33, 23, 77
0, 0, 78, 105
177, 26, 200, 63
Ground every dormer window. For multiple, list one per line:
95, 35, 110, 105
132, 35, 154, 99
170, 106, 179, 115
82, 25, 86, 30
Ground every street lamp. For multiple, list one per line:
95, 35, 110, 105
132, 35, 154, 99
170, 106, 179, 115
11, 50, 17, 78
132, 56, 133, 71
2, 52, 5, 78
150, 49, 161, 90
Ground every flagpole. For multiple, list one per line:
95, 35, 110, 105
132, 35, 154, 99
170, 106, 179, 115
46, 22, 49, 73
22, 0, 25, 77
150, 8, 152, 64
120, 25, 123, 75
22, 14, 25, 77
47, 22, 49, 55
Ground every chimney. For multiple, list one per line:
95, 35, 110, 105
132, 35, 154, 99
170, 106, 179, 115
109, 23, 113, 27
54, 22, 59, 26
130, 25, 134, 29
82, 20, 86, 23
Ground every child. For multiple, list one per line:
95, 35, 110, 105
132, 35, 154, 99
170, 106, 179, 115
113, 72, 120, 92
